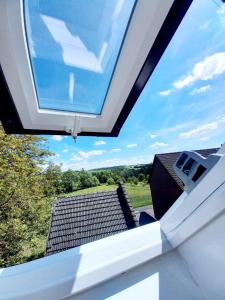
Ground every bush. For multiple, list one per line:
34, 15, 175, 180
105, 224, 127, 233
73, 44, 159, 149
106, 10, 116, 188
107, 177, 115, 185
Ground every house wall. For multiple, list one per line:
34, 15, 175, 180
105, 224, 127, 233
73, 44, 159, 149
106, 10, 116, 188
150, 158, 183, 219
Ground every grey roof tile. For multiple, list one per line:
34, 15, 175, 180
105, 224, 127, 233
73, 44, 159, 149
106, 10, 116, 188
45, 183, 138, 255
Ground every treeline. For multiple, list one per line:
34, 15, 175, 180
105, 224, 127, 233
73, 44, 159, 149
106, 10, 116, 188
43, 163, 152, 195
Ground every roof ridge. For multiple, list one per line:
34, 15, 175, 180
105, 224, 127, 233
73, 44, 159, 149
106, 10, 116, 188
156, 147, 219, 157
117, 182, 138, 228
54, 189, 117, 204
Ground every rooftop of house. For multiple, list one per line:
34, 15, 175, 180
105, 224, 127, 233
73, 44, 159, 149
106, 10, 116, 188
154, 148, 219, 189
45, 183, 138, 256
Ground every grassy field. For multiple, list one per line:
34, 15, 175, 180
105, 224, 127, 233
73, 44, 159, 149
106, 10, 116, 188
125, 184, 152, 208
59, 183, 152, 208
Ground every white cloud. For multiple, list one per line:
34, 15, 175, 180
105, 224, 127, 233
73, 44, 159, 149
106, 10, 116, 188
174, 52, 225, 89
60, 154, 154, 171
153, 121, 195, 136
179, 122, 218, 139
54, 153, 60, 158
217, 6, 225, 27
150, 134, 158, 139
158, 89, 171, 97
52, 135, 63, 141
189, 84, 211, 95
94, 140, 106, 146
62, 148, 68, 153
110, 148, 121, 152
71, 150, 106, 161
41, 14, 107, 73
127, 144, 137, 148
179, 115, 225, 140
199, 20, 211, 31
200, 136, 209, 141
150, 142, 168, 149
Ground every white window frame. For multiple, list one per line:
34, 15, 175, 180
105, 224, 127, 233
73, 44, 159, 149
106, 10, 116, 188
0, 0, 174, 135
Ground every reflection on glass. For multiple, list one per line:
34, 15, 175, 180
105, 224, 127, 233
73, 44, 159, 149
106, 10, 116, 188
25, 0, 135, 114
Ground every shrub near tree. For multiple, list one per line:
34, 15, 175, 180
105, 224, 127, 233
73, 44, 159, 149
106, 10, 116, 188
106, 177, 115, 185
79, 170, 100, 189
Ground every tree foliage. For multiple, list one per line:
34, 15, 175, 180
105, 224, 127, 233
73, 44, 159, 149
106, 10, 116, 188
42, 164, 152, 195
0, 129, 53, 267
106, 177, 115, 185
43, 164, 62, 196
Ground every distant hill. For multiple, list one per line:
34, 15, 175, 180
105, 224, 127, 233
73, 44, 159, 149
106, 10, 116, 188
90, 163, 151, 172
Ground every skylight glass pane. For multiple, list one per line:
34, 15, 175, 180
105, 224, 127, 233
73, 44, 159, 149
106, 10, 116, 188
25, 0, 135, 114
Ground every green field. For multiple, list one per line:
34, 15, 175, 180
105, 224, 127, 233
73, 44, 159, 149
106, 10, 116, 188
125, 184, 152, 208
59, 183, 152, 208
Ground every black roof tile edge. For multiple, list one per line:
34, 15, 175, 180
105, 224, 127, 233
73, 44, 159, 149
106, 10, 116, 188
117, 182, 138, 228
44, 198, 57, 256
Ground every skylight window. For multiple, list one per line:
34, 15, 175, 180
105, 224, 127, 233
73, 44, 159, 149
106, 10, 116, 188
1, 1, 190, 135
25, 0, 135, 114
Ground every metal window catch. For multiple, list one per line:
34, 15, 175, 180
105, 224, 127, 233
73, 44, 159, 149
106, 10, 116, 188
65, 116, 81, 142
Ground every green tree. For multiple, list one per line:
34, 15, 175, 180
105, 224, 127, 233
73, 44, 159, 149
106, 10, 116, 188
96, 171, 108, 184
106, 177, 115, 185
133, 178, 138, 185
0, 128, 52, 267
79, 170, 100, 189
61, 170, 80, 193
138, 173, 145, 182
43, 164, 62, 196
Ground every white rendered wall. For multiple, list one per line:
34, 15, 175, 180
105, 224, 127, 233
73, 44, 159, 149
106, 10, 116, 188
68, 251, 203, 300
161, 153, 225, 300
178, 213, 225, 300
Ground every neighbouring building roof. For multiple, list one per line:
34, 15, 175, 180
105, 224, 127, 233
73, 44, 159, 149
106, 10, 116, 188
45, 183, 138, 256
155, 148, 219, 190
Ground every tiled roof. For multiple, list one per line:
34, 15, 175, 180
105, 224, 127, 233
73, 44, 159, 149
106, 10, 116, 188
155, 148, 219, 189
45, 183, 138, 256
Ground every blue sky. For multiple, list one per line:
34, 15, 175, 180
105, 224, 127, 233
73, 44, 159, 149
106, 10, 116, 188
43, 0, 225, 170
